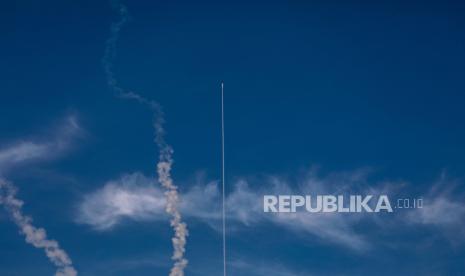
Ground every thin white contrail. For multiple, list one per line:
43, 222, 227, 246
102, 1, 188, 275
0, 178, 77, 276
221, 82, 227, 276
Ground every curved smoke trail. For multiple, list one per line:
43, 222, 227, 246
102, 1, 188, 275
0, 178, 77, 276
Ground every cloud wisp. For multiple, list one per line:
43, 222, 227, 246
0, 178, 77, 276
78, 169, 465, 253
77, 173, 166, 230
102, 1, 188, 274
77, 170, 374, 251
0, 115, 81, 173
404, 173, 465, 243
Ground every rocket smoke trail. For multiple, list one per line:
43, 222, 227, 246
102, 1, 188, 275
0, 178, 77, 276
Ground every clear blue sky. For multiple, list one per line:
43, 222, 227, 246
0, 0, 464, 275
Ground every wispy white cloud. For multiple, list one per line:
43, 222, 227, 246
0, 115, 82, 173
404, 174, 465, 241
77, 169, 383, 251
76, 173, 166, 230
77, 169, 465, 251
409, 196, 465, 227
223, 173, 372, 251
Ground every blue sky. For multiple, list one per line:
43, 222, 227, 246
1, 0, 465, 275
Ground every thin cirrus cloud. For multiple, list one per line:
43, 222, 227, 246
77, 173, 167, 230
404, 173, 465, 241
77, 169, 465, 251
0, 115, 82, 173
75, 170, 372, 251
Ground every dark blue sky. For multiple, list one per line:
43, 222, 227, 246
1, 0, 464, 275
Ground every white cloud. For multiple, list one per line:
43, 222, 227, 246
0, 115, 81, 173
76, 173, 166, 230
405, 174, 465, 240
224, 175, 371, 251
76, 168, 465, 251
411, 197, 465, 226
77, 169, 381, 251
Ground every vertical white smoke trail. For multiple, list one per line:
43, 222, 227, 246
102, 1, 188, 275
153, 106, 189, 276
0, 178, 77, 276
102, 0, 129, 98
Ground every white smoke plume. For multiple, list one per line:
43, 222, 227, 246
0, 178, 77, 276
102, 0, 129, 98
102, 1, 188, 275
